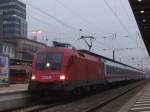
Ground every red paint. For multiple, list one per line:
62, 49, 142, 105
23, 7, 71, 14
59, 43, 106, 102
31, 47, 105, 83
9, 65, 29, 84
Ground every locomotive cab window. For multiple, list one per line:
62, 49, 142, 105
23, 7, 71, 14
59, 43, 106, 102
36, 52, 62, 70
47, 53, 62, 70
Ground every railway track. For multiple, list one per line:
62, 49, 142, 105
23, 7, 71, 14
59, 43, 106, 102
7, 93, 75, 112
37, 80, 147, 112
84, 80, 148, 112
11, 102, 65, 112
84, 84, 142, 112
1, 80, 147, 112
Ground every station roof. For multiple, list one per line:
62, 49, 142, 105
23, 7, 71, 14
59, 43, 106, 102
129, 0, 150, 55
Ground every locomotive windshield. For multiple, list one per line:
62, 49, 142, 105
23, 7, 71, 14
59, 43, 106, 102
36, 52, 62, 70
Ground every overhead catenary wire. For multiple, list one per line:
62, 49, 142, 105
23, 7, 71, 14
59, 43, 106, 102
26, 1, 122, 38
55, 0, 111, 35
27, 13, 59, 29
27, 0, 112, 37
119, 0, 147, 51
103, 0, 141, 45
26, 2, 83, 33
26, 0, 115, 39
25, 0, 138, 41
28, 12, 122, 50
103, 0, 130, 35
28, 11, 113, 49
26, 0, 115, 45
135, 31, 149, 57
27, 14, 82, 42
24, 0, 147, 61
95, 39, 112, 48
119, 0, 142, 46
55, 0, 92, 35
119, 0, 136, 27
28, 9, 123, 59
25, 1, 116, 43
56, 0, 136, 43
28, 12, 73, 36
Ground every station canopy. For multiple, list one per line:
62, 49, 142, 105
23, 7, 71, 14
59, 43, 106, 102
129, 0, 150, 55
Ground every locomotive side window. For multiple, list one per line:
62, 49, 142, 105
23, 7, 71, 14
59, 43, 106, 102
68, 56, 76, 66
36, 52, 62, 70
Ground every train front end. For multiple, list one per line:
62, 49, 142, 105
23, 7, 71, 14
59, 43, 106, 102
28, 48, 69, 92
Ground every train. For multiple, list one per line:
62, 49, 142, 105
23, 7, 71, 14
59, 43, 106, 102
28, 46, 145, 93
9, 65, 30, 84
9, 59, 31, 84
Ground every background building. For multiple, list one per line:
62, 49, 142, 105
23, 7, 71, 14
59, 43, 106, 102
0, 0, 47, 60
0, 0, 27, 38
0, 38, 46, 60
15, 38, 46, 60
0, 11, 3, 37
0, 39, 15, 58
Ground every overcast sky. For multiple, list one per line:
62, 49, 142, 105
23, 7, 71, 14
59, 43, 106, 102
20, 0, 149, 69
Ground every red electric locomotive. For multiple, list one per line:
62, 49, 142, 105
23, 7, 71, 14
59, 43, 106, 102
28, 47, 105, 92
28, 43, 144, 93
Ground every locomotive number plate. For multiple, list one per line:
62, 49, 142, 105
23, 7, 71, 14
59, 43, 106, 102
41, 76, 52, 80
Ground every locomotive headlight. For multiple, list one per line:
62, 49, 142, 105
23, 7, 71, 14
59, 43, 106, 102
31, 75, 36, 80
46, 62, 51, 68
60, 75, 66, 80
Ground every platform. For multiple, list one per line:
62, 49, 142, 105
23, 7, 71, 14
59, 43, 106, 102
0, 84, 28, 95
118, 81, 150, 112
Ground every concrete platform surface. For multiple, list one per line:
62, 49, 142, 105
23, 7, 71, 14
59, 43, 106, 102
0, 84, 28, 95
118, 81, 150, 112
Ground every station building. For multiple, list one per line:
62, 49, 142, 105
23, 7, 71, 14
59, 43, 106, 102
0, 38, 47, 60
0, 40, 15, 58
0, 0, 47, 60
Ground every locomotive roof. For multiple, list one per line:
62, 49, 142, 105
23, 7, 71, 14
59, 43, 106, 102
78, 49, 142, 72
36, 47, 142, 72
37, 47, 76, 52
